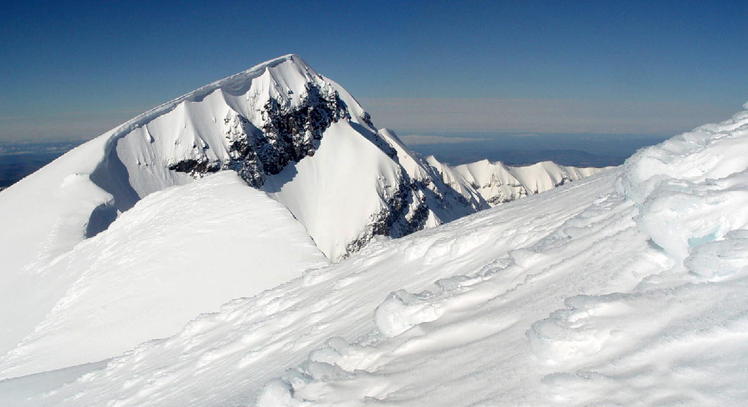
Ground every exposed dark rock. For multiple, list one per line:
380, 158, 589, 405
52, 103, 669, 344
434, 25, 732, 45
344, 175, 431, 257
167, 158, 221, 175
224, 114, 267, 187
259, 83, 349, 174
169, 82, 349, 188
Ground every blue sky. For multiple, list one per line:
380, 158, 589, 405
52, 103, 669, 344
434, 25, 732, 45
1, 0, 746, 142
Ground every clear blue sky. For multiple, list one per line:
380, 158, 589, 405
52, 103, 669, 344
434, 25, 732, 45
1, 0, 746, 142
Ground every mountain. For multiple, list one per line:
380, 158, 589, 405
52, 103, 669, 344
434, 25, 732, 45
426, 157, 606, 206
0, 55, 602, 381
0, 55, 602, 263
5, 105, 746, 406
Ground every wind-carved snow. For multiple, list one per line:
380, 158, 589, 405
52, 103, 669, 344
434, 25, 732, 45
14, 105, 747, 407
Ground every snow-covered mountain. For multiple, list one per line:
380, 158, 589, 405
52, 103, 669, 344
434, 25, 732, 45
0, 55, 602, 385
3, 104, 745, 406
427, 157, 605, 206
0, 55, 600, 264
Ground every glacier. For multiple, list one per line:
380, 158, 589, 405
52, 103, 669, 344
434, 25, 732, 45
0, 103, 745, 405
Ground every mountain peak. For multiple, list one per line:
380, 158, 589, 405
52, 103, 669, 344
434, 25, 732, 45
97, 54, 316, 142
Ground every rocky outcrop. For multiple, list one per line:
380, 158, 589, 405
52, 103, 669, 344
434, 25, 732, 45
344, 176, 432, 257
169, 83, 349, 188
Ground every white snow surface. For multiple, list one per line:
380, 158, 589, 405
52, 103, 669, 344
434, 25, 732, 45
427, 156, 606, 206
0, 172, 326, 380
5, 106, 745, 406
263, 121, 404, 261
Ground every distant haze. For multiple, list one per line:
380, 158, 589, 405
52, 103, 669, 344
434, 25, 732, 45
363, 98, 736, 136
401, 133, 668, 167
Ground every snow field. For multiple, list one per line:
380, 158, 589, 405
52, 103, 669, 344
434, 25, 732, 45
0, 172, 327, 380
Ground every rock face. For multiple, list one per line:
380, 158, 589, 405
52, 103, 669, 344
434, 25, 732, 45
169, 82, 349, 188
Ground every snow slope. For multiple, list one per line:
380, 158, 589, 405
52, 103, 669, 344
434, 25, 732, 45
263, 121, 410, 261
0, 172, 326, 380
14, 106, 747, 406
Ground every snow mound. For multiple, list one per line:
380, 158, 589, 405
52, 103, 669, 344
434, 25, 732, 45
0, 172, 326, 379
529, 107, 748, 405
374, 290, 444, 338
620, 108, 748, 261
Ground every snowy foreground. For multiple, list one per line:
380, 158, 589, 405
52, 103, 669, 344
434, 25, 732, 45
1, 105, 746, 405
